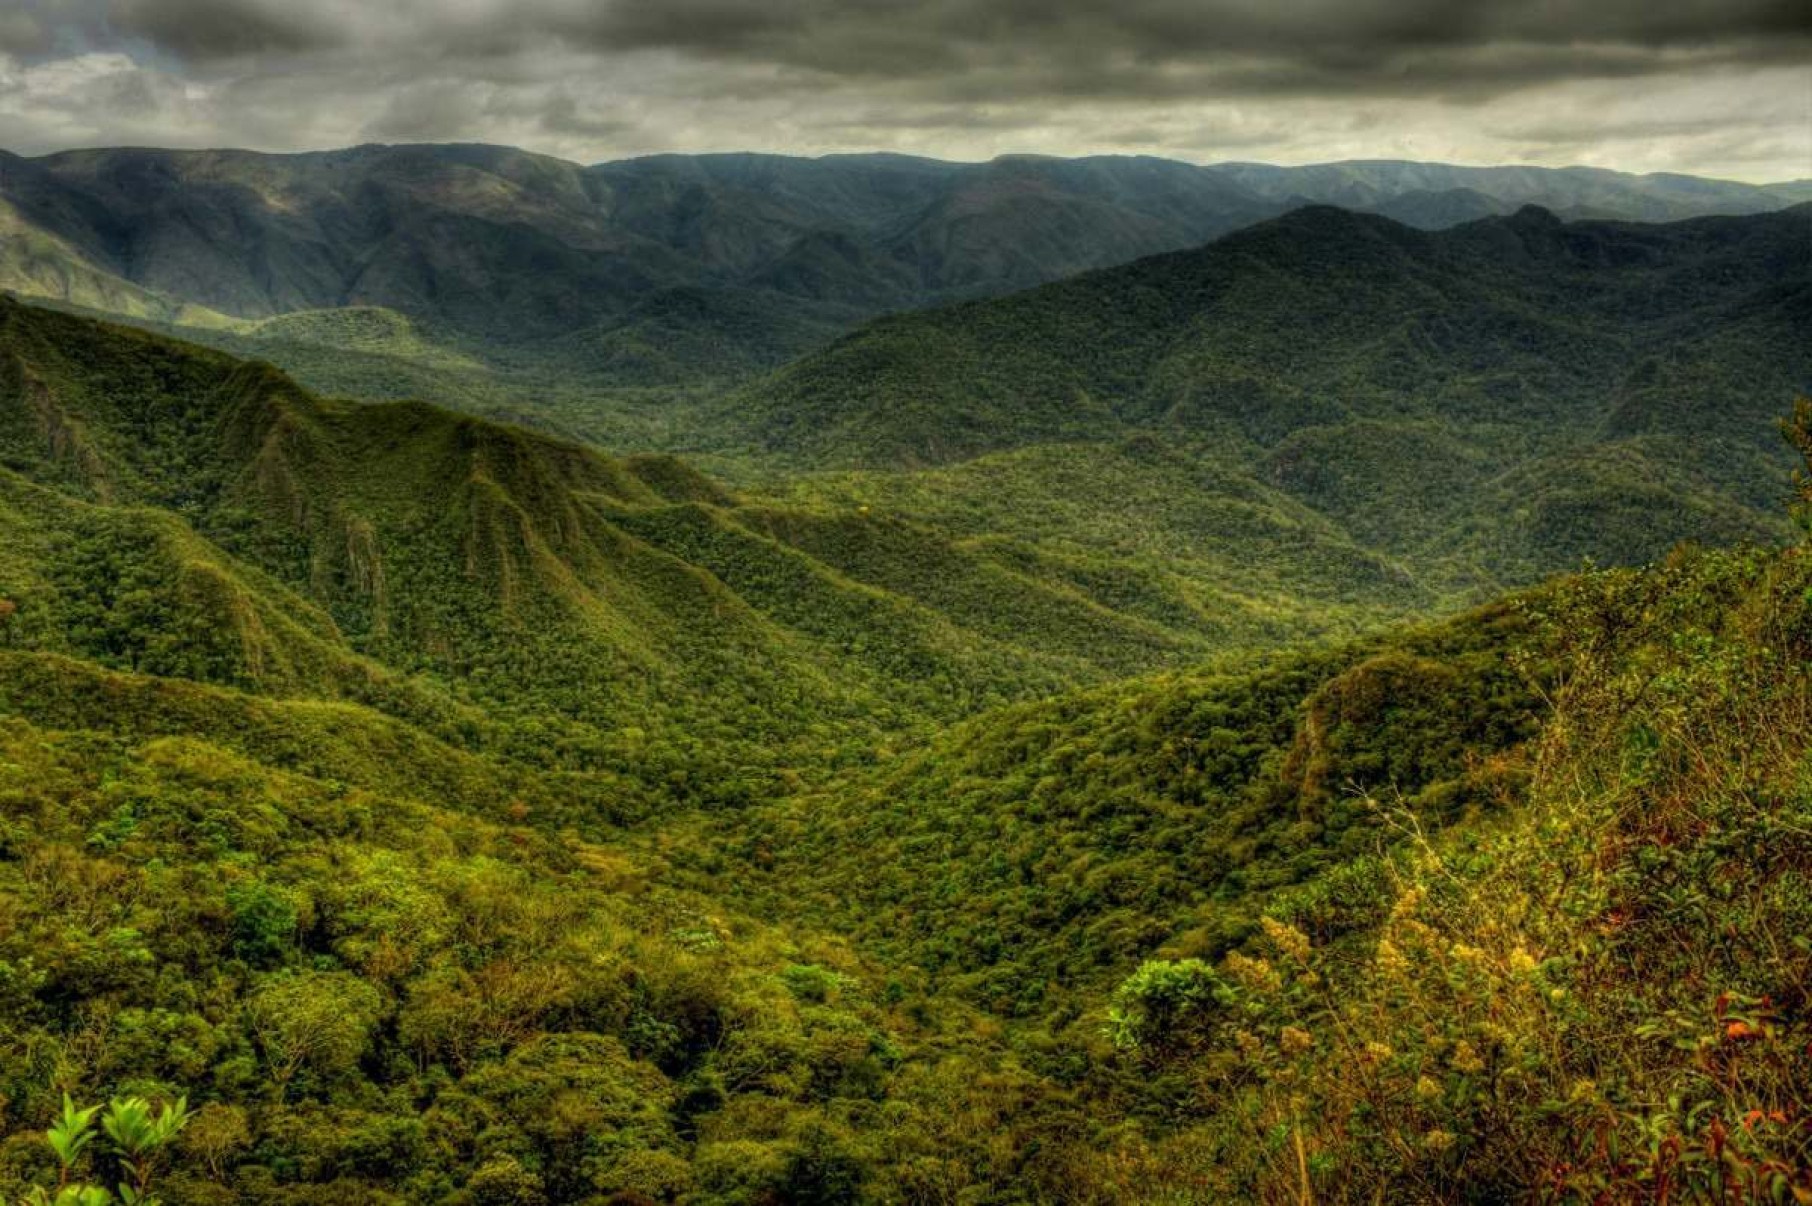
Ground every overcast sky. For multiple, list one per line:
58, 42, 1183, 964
1, 0, 1807, 181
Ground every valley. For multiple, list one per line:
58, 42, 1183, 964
0, 146, 1807, 1204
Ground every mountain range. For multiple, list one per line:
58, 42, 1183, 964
4, 172, 1803, 639
0, 144, 1808, 1203
1, 145, 1803, 422
740, 203, 1808, 602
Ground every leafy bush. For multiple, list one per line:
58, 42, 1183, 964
3, 1094, 190, 1206
1106, 959, 1236, 1059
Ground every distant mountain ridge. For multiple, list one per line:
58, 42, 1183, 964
734, 203, 1809, 590
0, 144, 1799, 398
738, 203, 1810, 456
2, 151, 1805, 611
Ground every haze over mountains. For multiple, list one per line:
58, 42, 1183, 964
1, 144, 1804, 408
740, 202, 1810, 588
3, 142, 1805, 609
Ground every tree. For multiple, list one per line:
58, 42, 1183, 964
0, 597, 16, 646
1105, 959, 1236, 1060
178, 1103, 247, 1183
246, 971, 382, 1099
225, 881, 297, 969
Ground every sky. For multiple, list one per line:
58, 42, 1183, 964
0, 0, 1808, 181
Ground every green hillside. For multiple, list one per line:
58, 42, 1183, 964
703, 595, 1545, 1014
738, 205, 1809, 465
733, 205, 1807, 598
0, 698, 1025, 1204
665, 518, 1812, 1198
1, 145, 1802, 449
0, 505, 1804, 1203
0, 216, 1807, 1202
0, 297, 1439, 802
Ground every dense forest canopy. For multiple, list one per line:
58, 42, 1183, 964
0, 178, 1807, 1203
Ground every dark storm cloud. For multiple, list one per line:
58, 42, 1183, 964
0, 0, 104, 57
0, 10, 50, 56
0, 0, 1805, 181
558, 0, 1743, 59
357, 77, 640, 144
361, 79, 485, 142
813, 103, 1032, 133
108, 0, 342, 59
94, 0, 1811, 97
532, 92, 637, 139
538, 0, 1811, 94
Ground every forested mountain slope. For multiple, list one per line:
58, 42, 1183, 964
0, 186, 1806, 1201
0, 297, 1437, 811
0, 145, 1800, 425
655, 519, 1812, 1201
742, 204, 1808, 463
706, 594, 1546, 1013
738, 204, 1809, 595
1, 485, 1804, 1203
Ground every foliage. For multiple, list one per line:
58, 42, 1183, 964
729, 206, 1804, 600
1106, 960, 1236, 1058
1077, 544, 1812, 1201
2, 1095, 189, 1206
0, 229, 1807, 1203
1784, 395, 1812, 533
0, 710, 1019, 1202
705, 595, 1543, 1017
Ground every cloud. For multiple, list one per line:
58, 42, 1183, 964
91, 0, 1812, 93
0, 9, 52, 57
0, 52, 194, 147
361, 79, 488, 143
0, 0, 1803, 181
110, 0, 344, 59
547, 0, 1812, 76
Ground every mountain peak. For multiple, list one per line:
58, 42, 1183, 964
1263, 203, 1407, 234
1508, 203, 1564, 227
